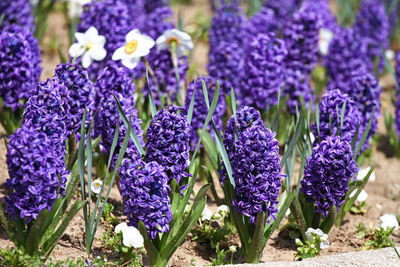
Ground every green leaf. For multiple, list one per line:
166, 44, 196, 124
340, 101, 347, 137
146, 68, 157, 118
201, 131, 219, 170
25, 209, 49, 255
138, 221, 164, 266
315, 105, 321, 142
281, 110, 304, 167
245, 212, 266, 263
187, 77, 197, 125
353, 107, 376, 158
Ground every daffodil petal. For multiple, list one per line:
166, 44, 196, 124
86, 26, 99, 40
122, 56, 140, 69
112, 46, 127, 61
69, 43, 85, 58
126, 29, 141, 42
82, 52, 93, 68
90, 46, 106, 61
74, 32, 86, 44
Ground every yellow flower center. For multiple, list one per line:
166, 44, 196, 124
167, 37, 179, 46
125, 40, 138, 54
85, 42, 93, 51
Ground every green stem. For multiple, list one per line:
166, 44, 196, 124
245, 212, 266, 263
170, 41, 182, 106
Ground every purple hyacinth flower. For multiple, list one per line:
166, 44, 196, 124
300, 136, 357, 217
55, 61, 95, 131
242, 7, 279, 42
119, 160, 172, 239
207, 41, 244, 94
395, 52, 400, 137
354, 0, 390, 73
221, 106, 265, 184
239, 33, 287, 109
302, 0, 338, 33
143, 0, 170, 13
232, 125, 282, 224
328, 69, 382, 152
184, 76, 226, 146
263, 0, 301, 30
145, 105, 191, 184
0, 25, 41, 110
0, 0, 35, 32
312, 89, 363, 144
4, 126, 69, 222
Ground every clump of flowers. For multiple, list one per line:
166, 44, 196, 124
184, 76, 226, 146
208, 41, 244, 94
23, 78, 72, 150
55, 61, 94, 131
232, 124, 282, 223
145, 106, 191, 184
143, 0, 169, 13
242, 7, 278, 42
239, 33, 287, 109
4, 126, 69, 222
0, 0, 35, 31
312, 89, 362, 144
302, 0, 338, 33
119, 160, 172, 239
0, 25, 41, 110
141, 6, 174, 40
263, 0, 300, 30
300, 136, 357, 217
328, 69, 382, 151
354, 0, 390, 72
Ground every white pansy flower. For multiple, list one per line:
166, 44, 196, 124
91, 179, 103, 194
217, 205, 230, 215
349, 189, 368, 202
318, 28, 334, 55
357, 167, 375, 182
112, 29, 155, 69
69, 26, 106, 68
380, 214, 399, 231
305, 228, 330, 250
115, 222, 144, 248
67, 0, 92, 19
201, 205, 213, 221
229, 245, 237, 253
156, 29, 193, 58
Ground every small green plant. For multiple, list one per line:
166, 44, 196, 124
101, 202, 119, 225
295, 233, 324, 261
210, 243, 236, 266
356, 223, 396, 250
350, 201, 368, 215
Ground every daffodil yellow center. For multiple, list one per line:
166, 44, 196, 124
85, 42, 93, 51
167, 37, 179, 46
125, 40, 138, 54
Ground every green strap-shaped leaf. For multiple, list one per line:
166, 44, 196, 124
245, 212, 266, 263
138, 221, 164, 266
353, 106, 376, 158
187, 76, 197, 125
146, 68, 157, 118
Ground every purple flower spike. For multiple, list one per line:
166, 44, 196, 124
221, 106, 265, 184
302, 0, 338, 33
263, 0, 301, 30
312, 89, 362, 144
55, 61, 94, 131
232, 125, 282, 224
239, 33, 287, 109
242, 7, 279, 42
145, 106, 191, 184
0, 25, 41, 110
284, 67, 315, 114
119, 160, 172, 239
395, 52, 400, 137
5, 126, 69, 222
300, 136, 357, 217
0, 0, 35, 32
185, 76, 226, 147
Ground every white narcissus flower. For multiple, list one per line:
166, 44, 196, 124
201, 205, 213, 221
385, 49, 395, 60
67, 0, 92, 19
69, 26, 106, 68
114, 222, 144, 248
305, 228, 330, 250
349, 189, 368, 202
318, 28, 334, 56
91, 179, 103, 194
380, 214, 399, 231
217, 205, 230, 215
112, 29, 155, 69
357, 167, 375, 182
156, 29, 193, 58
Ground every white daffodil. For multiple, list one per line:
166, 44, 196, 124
349, 189, 368, 202
91, 179, 103, 194
217, 205, 230, 216
201, 205, 213, 221
69, 26, 106, 68
318, 28, 334, 56
357, 167, 375, 182
380, 214, 399, 231
385, 49, 395, 60
305, 228, 330, 250
156, 29, 193, 58
114, 222, 144, 248
112, 29, 155, 69
67, 0, 92, 19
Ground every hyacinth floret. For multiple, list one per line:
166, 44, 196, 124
145, 105, 191, 184
119, 160, 172, 239
55, 61, 94, 131
141, 6, 174, 40
312, 89, 362, 144
239, 33, 287, 109
0, 25, 41, 110
23, 78, 72, 150
263, 0, 300, 30
5, 126, 69, 222
221, 106, 264, 184
207, 41, 244, 94
354, 0, 390, 72
242, 7, 279, 42
0, 0, 35, 32
302, 0, 338, 32
184, 76, 226, 146
143, 0, 170, 13
232, 125, 282, 224
300, 136, 357, 217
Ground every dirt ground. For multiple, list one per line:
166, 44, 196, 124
1, 0, 400, 266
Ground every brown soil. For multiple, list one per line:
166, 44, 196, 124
1, 1, 400, 266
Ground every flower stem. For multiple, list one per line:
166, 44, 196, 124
170, 41, 183, 106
